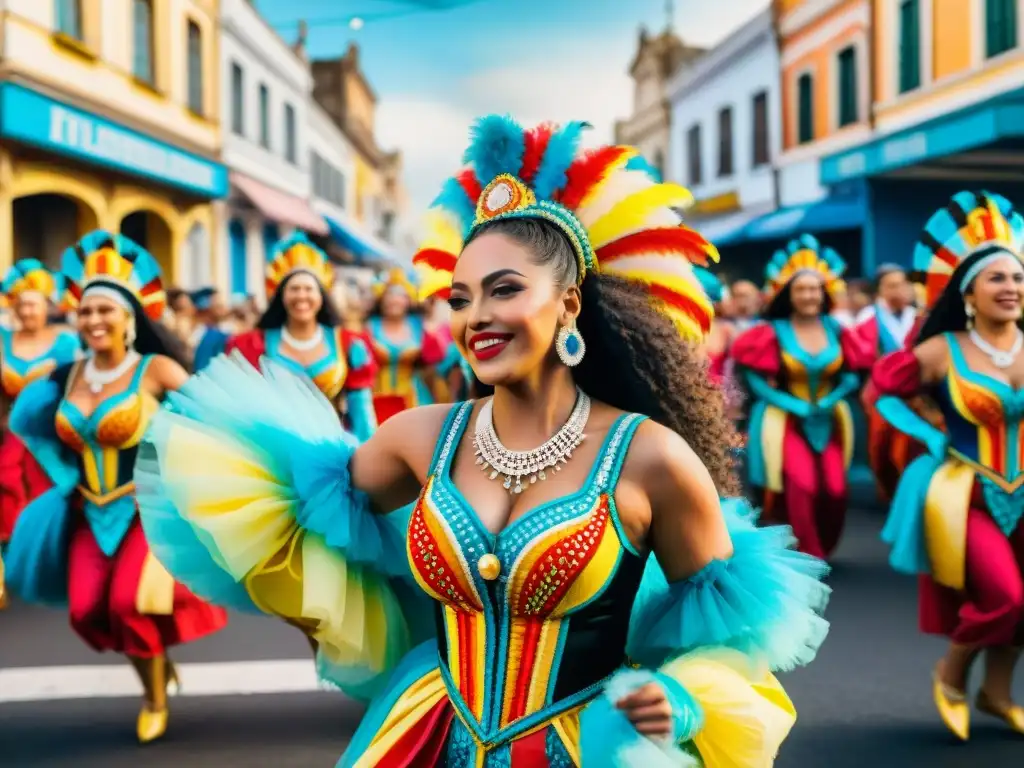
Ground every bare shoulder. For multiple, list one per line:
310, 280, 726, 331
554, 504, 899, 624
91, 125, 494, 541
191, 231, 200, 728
622, 418, 703, 485
144, 354, 189, 391
375, 402, 466, 475
914, 334, 950, 381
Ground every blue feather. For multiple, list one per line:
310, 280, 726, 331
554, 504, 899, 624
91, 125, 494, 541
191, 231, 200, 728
430, 177, 477, 235
463, 114, 525, 187
624, 154, 662, 182
533, 120, 590, 200
693, 267, 724, 303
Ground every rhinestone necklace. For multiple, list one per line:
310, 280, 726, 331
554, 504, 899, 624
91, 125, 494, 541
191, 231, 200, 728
969, 328, 1023, 369
473, 389, 591, 495
282, 325, 324, 351
83, 350, 141, 394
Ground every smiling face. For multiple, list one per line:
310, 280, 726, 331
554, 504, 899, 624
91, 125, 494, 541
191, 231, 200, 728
282, 272, 323, 324
967, 253, 1024, 324
789, 272, 826, 318
448, 230, 579, 387
77, 294, 131, 354
15, 291, 49, 332
380, 285, 412, 319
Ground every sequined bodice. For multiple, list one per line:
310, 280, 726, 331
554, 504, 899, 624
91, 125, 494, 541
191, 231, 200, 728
370, 316, 424, 397
1, 329, 79, 399
407, 402, 648, 745
937, 333, 1024, 486
775, 319, 844, 402
265, 326, 349, 400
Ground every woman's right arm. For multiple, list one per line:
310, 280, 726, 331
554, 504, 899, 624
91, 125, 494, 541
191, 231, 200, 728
871, 337, 948, 458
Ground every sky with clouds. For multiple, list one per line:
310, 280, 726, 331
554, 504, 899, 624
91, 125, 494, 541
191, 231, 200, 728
257, 0, 769, 226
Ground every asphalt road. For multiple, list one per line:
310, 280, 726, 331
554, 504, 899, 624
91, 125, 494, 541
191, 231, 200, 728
2, 507, 1022, 767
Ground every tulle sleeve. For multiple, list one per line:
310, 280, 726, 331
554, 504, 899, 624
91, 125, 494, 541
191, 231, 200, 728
223, 330, 265, 369
134, 353, 419, 700
730, 323, 779, 377
341, 329, 377, 391
579, 499, 829, 766
10, 375, 78, 493
872, 349, 922, 397
839, 324, 875, 372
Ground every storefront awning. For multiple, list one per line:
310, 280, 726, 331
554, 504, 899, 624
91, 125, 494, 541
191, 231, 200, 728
742, 196, 865, 241
691, 207, 767, 247
230, 172, 328, 235
324, 213, 397, 263
820, 88, 1024, 185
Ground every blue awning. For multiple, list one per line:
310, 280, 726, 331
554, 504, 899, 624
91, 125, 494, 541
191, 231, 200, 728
324, 214, 396, 262
694, 209, 761, 247
742, 197, 865, 241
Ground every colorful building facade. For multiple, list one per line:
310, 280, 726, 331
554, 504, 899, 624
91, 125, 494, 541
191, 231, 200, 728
0, 0, 227, 284
821, 0, 1023, 274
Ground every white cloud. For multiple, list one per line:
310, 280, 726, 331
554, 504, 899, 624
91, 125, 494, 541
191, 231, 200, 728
375, 38, 634, 236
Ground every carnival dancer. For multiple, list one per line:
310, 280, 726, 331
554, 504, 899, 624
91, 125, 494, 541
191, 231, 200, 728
856, 265, 927, 501
732, 235, 870, 559
0, 260, 81, 607
367, 266, 446, 423
873, 191, 1024, 740
695, 267, 743, 423
135, 115, 829, 766
3, 231, 227, 743
187, 287, 229, 372
225, 232, 377, 441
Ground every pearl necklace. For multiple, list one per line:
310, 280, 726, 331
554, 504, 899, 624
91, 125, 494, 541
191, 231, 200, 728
83, 350, 141, 394
969, 329, 1024, 369
473, 389, 591, 495
282, 325, 324, 351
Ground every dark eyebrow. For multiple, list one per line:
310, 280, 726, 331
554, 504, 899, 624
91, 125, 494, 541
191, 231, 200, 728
450, 269, 525, 293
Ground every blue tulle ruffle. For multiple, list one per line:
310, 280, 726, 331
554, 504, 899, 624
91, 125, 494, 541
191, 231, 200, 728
5, 487, 73, 606
627, 498, 830, 672
10, 378, 78, 493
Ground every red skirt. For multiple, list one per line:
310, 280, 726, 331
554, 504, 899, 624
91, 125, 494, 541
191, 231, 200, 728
67, 513, 228, 657
0, 432, 50, 542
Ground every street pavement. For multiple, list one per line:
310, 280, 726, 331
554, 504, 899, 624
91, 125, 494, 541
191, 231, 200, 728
2, 505, 1022, 767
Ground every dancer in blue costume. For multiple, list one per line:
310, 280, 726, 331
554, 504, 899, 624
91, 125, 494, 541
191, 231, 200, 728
135, 116, 830, 766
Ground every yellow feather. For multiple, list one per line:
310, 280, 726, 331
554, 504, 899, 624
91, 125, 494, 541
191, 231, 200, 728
422, 210, 464, 253
575, 148, 638, 211
611, 266, 714, 315
589, 184, 694, 249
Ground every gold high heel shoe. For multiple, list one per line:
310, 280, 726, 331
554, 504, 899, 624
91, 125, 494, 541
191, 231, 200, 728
933, 667, 970, 741
976, 690, 1024, 735
132, 655, 171, 744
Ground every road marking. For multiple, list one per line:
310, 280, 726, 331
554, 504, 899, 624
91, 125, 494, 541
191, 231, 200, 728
0, 660, 327, 703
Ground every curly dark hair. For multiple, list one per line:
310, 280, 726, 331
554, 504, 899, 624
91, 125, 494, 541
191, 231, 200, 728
467, 218, 740, 495
762, 274, 834, 319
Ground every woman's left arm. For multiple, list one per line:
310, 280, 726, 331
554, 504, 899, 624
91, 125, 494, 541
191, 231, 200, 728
147, 356, 190, 398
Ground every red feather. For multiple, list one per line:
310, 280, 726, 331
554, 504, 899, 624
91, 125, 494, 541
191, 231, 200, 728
519, 124, 554, 184
413, 248, 458, 273
558, 146, 630, 210
597, 228, 714, 267
646, 282, 712, 333
456, 168, 482, 206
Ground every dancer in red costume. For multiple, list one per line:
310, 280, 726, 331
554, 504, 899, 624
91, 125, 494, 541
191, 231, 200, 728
3, 232, 227, 743
733, 235, 871, 559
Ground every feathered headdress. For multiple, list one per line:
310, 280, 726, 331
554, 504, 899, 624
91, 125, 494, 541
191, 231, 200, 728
61, 230, 166, 320
763, 234, 847, 301
2, 259, 62, 303
372, 266, 418, 301
413, 114, 720, 341
693, 266, 726, 305
265, 232, 334, 298
913, 191, 1024, 309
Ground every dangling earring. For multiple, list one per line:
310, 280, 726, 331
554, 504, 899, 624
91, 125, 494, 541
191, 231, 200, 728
125, 317, 138, 348
965, 303, 976, 331
555, 320, 586, 367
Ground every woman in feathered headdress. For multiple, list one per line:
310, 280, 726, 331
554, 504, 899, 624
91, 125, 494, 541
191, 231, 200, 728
731, 234, 871, 560
872, 191, 1024, 740
224, 232, 378, 440
133, 115, 829, 766
2, 231, 227, 743
0, 259, 81, 601
366, 266, 446, 423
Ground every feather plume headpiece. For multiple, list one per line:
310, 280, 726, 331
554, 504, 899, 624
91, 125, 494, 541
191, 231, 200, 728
763, 234, 847, 302
60, 230, 166, 320
413, 114, 720, 341
692, 266, 726, 305
372, 266, 418, 301
2, 259, 61, 303
913, 190, 1024, 308
265, 232, 334, 298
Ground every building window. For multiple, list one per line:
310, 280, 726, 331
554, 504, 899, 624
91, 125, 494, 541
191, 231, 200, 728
284, 104, 297, 164
54, 0, 82, 40
797, 73, 814, 144
258, 84, 270, 148
686, 124, 702, 186
898, 0, 921, 93
752, 91, 769, 167
986, 0, 1018, 58
837, 45, 858, 127
717, 107, 734, 177
132, 0, 155, 84
186, 21, 203, 114
231, 62, 244, 136
311, 152, 347, 209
